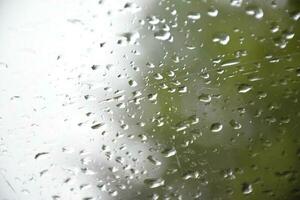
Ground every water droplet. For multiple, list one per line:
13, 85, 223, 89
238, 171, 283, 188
128, 79, 138, 87
148, 93, 158, 101
91, 123, 105, 129
198, 94, 211, 103
242, 183, 253, 194
154, 73, 164, 80
34, 152, 49, 159
182, 171, 200, 180
296, 68, 300, 77
290, 11, 300, 21
210, 123, 223, 133
229, 120, 242, 129
123, 2, 141, 13
230, 0, 243, 7
154, 30, 171, 41
121, 32, 140, 44
213, 33, 230, 45
207, 8, 218, 17
245, 5, 264, 19
238, 84, 252, 93
147, 15, 160, 25
144, 178, 165, 188
146, 62, 155, 68
161, 147, 177, 157
220, 59, 240, 67
187, 12, 201, 20
147, 155, 162, 166
109, 190, 118, 197
0, 62, 8, 69
178, 86, 187, 93
270, 23, 279, 33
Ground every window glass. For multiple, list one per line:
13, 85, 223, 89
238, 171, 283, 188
0, 0, 300, 199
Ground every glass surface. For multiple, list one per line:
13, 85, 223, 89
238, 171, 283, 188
0, 0, 300, 199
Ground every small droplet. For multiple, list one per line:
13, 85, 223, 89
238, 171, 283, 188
121, 32, 140, 44
146, 62, 155, 68
220, 59, 240, 67
245, 5, 264, 19
91, 123, 105, 129
154, 73, 163, 80
128, 80, 138, 87
290, 11, 300, 21
148, 93, 158, 101
207, 8, 218, 17
109, 190, 118, 197
154, 30, 171, 41
0, 62, 8, 69
178, 86, 187, 93
242, 183, 253, 194
187, 12, 201, 20
296, 68, 300, 77
144, 178, 165, 188
230, 0, 243, 7
238, 84, 252, 93
147, 155, 162, 166
182, 171, 200, 180
34, 152, 49, 159
213, 33, 230, 45
161, 147, 176, 157
198, 94, 211, 103
229, 120, 242, 129
147, 15, 160, 25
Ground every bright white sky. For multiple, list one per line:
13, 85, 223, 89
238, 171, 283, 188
0, 0, 159, 199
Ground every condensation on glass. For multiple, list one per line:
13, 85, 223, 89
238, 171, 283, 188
0, 0, 300, 199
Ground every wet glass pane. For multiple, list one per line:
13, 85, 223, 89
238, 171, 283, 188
0, 0, 300, 199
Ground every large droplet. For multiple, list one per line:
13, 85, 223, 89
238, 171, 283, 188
210, 123, 223, 133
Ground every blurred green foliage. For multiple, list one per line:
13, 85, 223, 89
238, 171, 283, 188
138, 1, 300, 199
